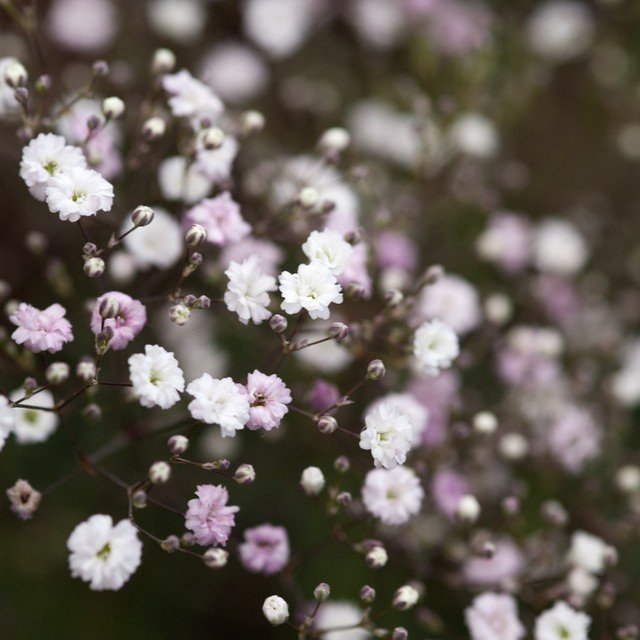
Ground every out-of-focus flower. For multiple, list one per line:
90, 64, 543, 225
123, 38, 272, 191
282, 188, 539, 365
147, 0, 206, 44
449, 113, 499, 159
362, 466, 424, 525
128, 344, 185, 409
359, 401, 414, 469
9, 389, 58, 444
533, 219, 588, 276
0, 57, 22, 116
6, 479, 41, 520
547, 406, 600, 474
463, 538, 524, 587
413, 319, 460, 376
567, 530, 610, 575
90, 292, 146, 350
431, 468, 469, 520
220, 238, 283, 276
47, 0, 117, 53
279, 262, 343, 320
184, 192, 251, 247
534, 601, 591, 640
158, 156, 212, 203
10, 303, 73, 354
67, 514, 142, 591
349, 0, 406, 50
185, 484, 239, 546
238, 524, 290, 574
465, 592, 525, 640
241, 370, 291, 431
314, 601, 368, 640
162, 69, 223, 123
476, 212, 533, 274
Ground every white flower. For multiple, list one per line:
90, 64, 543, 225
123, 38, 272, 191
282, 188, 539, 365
302, 229, 354, 276
224, 256, 276, 325
162, 69, 223, 122
195, 135, 238, 182
158, 156, 212, 203
300, 466, 325, 496
534, 601, 591, 640
0, 396, 15, 450
186, 374, 249, 437
359, 401, 414, 469
314, 601, 369, 640
122, 207, 183, 270
67, 514, 142, 591
449, 112, 499, 159
367, 393, 429, 446
20, 133, 87, 200
279, 262, 343, 320
362, 466, 423, 525
413, 319, 460, 376
533, 219, 588, 276
465, 592, 525, 640
10, 389, 58, 444
147, 0, 206, 44
128, 345, 185, 409
262, 595, 289, 625
567, 531, 610, 575
0, 57, 22, 116
45, 166, 114, 222
567, 567, 598, 600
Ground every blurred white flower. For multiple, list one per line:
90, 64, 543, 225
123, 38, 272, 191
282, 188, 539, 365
362, 465, 424, 525
413, 319, 460, 376
533, 219, 588, 276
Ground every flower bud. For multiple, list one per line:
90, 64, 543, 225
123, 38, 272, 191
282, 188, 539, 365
167, 434, 189, 455
169, 302, 191, 326
152, 48, 176, 74
392, 628, 408, 640
319, 127, 350, 154
366, 545, 388, 568
142, 116, 166, 140
334, 455, 350, 473
82, 403, 102, 422
456, 495, 481, 524
131, 205, 154, 227
92, 60, 109, 77
270, 314, 288, 333
161, 535, 180, 552
6, 479, 41, 520
240, 110, 265, 136
4, 61, 27, 88
393, 585, 420, 611
317, 415, 337, 434
95, 327, 114, 355
185, 223, 207, 247
26, 231, 48, 255
616, 465, 640, 493
234, 463, 256, 484
472, 411, 497, 434
499, 433, 529, 461
148, 461, 171, 485
385, 289, 404, 307
99, 296, 120, 319
314, 583, 331, 602
86, 114, 102, 131
46, 361, 69, 385
131, 489, 147, 509
366, 359, 385, 380
197, 295, 211, 309
424, 264, 444, 285
360, 585, 376, 603
84, 257, 105, 278
199, 126, 225, 150
300, 466, 325, 496
337, 491, 352, 506
83, 242, 98, 257
297, 186, 319, 209
329, 322, 349, 340
183, 294, 197, 307
76, 357, 97, 381
35, 74, 51, 92
262, 596, 289, 626
203, 547, 228, 568
102, 96, 124, 119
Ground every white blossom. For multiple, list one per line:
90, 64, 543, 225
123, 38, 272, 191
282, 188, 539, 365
300, 466, 325, 496
262, 595, 289, 625
533, 219, 588, 276
279, 262, 343, 320
413, 319, 460, 376
566, 531, 610, 575
67, 514, 142, 591
362, 466, 424, 525
162, 69, 223, 123
0, 396, 15, 450
534, 601, 591, 640
224, 256, 276, 325
465, 592, 525, 640
359, 401, 414, 469
10, 389, 58, 444
158, 156, 212, 203
128, 345, 185, 409
302, 229, 354, 276
0, 57, 23, 116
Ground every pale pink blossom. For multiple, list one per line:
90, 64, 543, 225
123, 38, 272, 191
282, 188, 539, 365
90, 292, 147, 350
238, 524, 290, 575
10, 303, 73, 353
184, 192, 251, 247
241, 370, 292, 431
185, 484, 239, 546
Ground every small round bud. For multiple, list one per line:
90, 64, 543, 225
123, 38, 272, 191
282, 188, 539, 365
84, 257, 105, 278
148, 461, 172, 485
83, 242, 98, 257
99, 296, 121, 319
334, 455, 350, 473
484, 293, 512, 325
328, 322, 349, 340
262, 595, 289, 626
161, 535, 180, 552
270, 314, 288, 333
317, 415, 337, 434
86, 114, 102, 131
35, 74, 52, 92
4, 61, 28, 88
300, 466, 325, 496
360, 585, 376, 603
337, 491, 352, 506
131, 205, 154, 227
82, 403, 102, 422
392, 628, 409, 640
385, 289, 404, 307
501, 495, 520, 516
297, 186, 319, 209
26, 231, 48, 255
46, 361, 70, 385
23, 377, 38, 394
142, 116, 166, 140
183, 294, 197, 307
197, 295, 211, 309
424, 264, 444, 285
616, 465, 640, 493
185, 223, 207, 247
102, 96, 125, 119
76, 357, 97, 381
92, 60, 109, 77
131, 489, 147, 509
366, 359, 386, 380
167, 434, 189, 455
393, 585, 420, 611
234, 463, 256, 484
541, 499, 568, 528
319, 127, 350, 154
199, 126, 225, 150
499, 433, 529, 461
472, 411, 497, 435
456, 495, 481, 524
240, 110, 265, 136
365, 546, 388, 568
313, 583, 331, 602
152, 48, 176, 74
169, 302, 191, 326
203, 547, 228, 568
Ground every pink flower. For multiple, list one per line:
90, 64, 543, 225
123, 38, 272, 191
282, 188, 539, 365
242, 370, 292, 431
375, 230, 418, 272
465, 592, 525, 640
463, 538, 524, 587
238, 524, 290, 575
338, 242, 372, 298
10, 303, 73, 353
307, 379, 340, 413
185, 484, 239, 547
183, 192, 251, 247
90, 291, 147, 350
431, 468, 469, 520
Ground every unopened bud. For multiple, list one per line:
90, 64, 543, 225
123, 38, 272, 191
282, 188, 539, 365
541, 500, 568, 528
142, 116, 166, 140
35, 74, 51, 92
385, 289, 404, 307
262, 595, 289, 626
313, 583, 331, 602
84, 257, 105, 278
200, 126, 224, 150
92, 60, 109, 77
329, 322, 349, 340
161, 535, 180, 552
102, 96, 124, 119
185, 223, 207, 247
240, 110, 265, 136
4, 61, 27, 88
86, 114, 102, 131
152, 48, 176, 74
234, 463, 256, 484
148, 461, 171, 484
99, 296, 120, 319
76, 357, 97, 381
131, 205, 154, 227
82, 403, 102, 422
366, 546, 388, 568
300, 466, 325, 496
297, 187, 319, 209
424, 264, 444, 285
456, 495, 481, 524
337, 491, 351, 506
131, 489, 147, 509
317, 415, 337, 434
197, 295, 211, 309
393, 585, 420, 611
360, 585, 376, 603
46, 361, 69, 385
334, 455, 350, 473
170, 302, 191, 326
473, 411, 497, 434
319, 127, 350, 154
270, 314, 288, 333
203, 547, 228, 568
366, 359, 385, 380
167, 434, 189, 455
